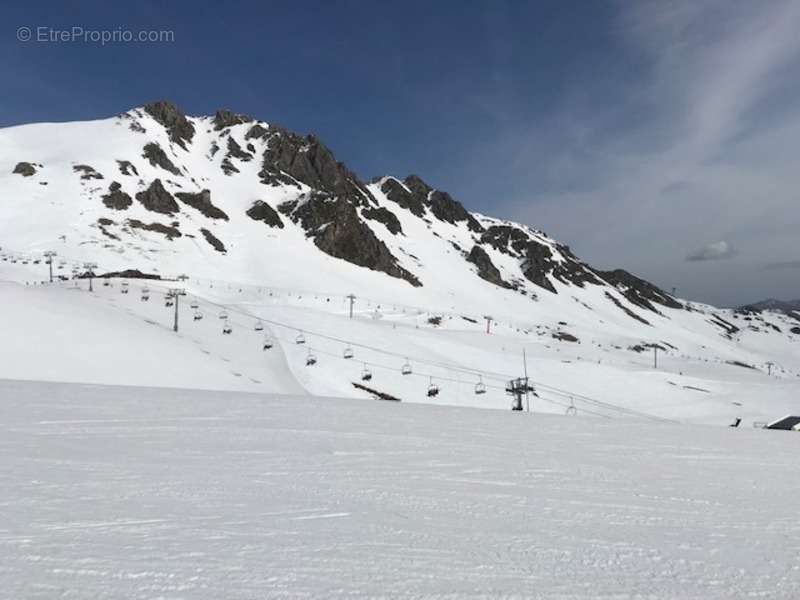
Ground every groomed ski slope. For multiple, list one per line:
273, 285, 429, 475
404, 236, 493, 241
2, 379, 799, 599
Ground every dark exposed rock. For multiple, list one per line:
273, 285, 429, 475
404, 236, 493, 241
142, 143, 181, 175
245, 123, 270, 140
428, 316, 443, 326
521, 242, 557, 293
480, 225, 531, 256
380, 177, 425, 217
175, 189, 228, 220
209, 142, 220, 157
127, 219, 182, 240
596, 269, 682, 312
102, 181, 132, 210
96, 218, 120, 240
362, 206, 402, 235
98, 269, 161, 280
352, 382, 401, 402
245, 200, 284, 228
726, 360, 755, 370
709, 314, 740, 337
220, 158, 239, 175
288, 194, 420, 286
466, 245, 509, 288
259, 132, 374, 204
200, 228, 226, 253
629, 342, 666, 353
790, 326, 800, 335
135, 179, 179, 215
401, 175, 483, 232
605, 291, 651, 325
73, 164, 103, 180
212, 109, 253, 130
116, 160, 138, 176
13, 162, 36, 177
226, 137, 253, 161
143, 101, 195, 149
552, 331, 579, 343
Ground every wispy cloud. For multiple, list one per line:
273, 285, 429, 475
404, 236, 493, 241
765, 260, 800, 270
687, 241, 736, 262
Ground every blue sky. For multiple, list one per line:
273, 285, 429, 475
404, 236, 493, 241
4, 0, 800, 306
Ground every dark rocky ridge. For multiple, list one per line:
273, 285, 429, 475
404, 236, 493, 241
288, 194, 420, 287
212, 109, 253, 130
142, 143, 181, 175
362, 206, 403, 235
466, 245, 509, 288
200, 228, 226, 253
135, 179, 179, 215
175, 189, 229, 220
143, 101, 195, 149
246, 201, 284, 228
73, 164, 103, 180
595, 269, 682, 313
116, 160, 138, 176
127, 219, 182, 240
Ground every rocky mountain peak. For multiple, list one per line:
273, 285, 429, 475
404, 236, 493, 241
143, 101, 195, 149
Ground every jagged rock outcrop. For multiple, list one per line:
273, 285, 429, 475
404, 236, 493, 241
288, 194, 420, 286
246, 200, 284, 228
200, 228, 226, 253
362, 206, 402, 235
175, 189, 228, 220
380, 177, 425, 217
212, 109, 253, 130
102, 182, 132, 210
467, 245, 509, 288
596, 269, 682, 312
127, 219, 182, 240
135, 179, 179, 215
142, 143, 181, 175
259, 133, 374, 205
12, 162, 36, 177
116, 160, 138, 176
481, 225, 532, 256
73, 164, 103, 180
143, 101, 195, 149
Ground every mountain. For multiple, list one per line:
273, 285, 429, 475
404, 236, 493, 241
739, 298, 800, 315
2, 101, 800, 423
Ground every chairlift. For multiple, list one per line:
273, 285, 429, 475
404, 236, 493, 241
121, 282, 129, 294
193, 310, 203, 321
427, 377, 440, 397
361, 363, 372, 381
103, 280, 111, 287
222, 320, 233, 335
262, 334, 274, 351
165, 294, 174, 307
141, 287, 150, 302
254, 320, 264, 332
474, 375, 487, 395
295, 331, 306, 345
401, 359, 412, 375
343, 345, 354, 359
190, 300, 199, 310
219, 310, 228, 320
306, 350, 317, 366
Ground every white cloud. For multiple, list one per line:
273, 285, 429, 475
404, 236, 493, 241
687, 241, 736, 262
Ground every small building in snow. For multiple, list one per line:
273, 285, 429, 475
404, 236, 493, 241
766, 415, 800, 431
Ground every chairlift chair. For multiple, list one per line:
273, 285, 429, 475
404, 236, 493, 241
254, 320, 264, 332
165, 294, 174, 307
295, 331, 306, 345
474, 375, 487, 395
343, 345, 354, 359
306, 350, 317, 366
427, 377, 440, 397
121, 282, 129, 294
262, 334, 274, 351
222, 320, 233, 335
193, 310, 203, 321
401, 359, 412, 376
103, 280, 111, 287
361, 364, 372, 381
190, 301, 199, 310
219, 310, 228, 320
141, 287, 150, 301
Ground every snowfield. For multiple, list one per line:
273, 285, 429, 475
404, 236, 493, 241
2, 378, 799, 599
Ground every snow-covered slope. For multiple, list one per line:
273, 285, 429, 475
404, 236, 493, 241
2, 101, 800, 423
3, 379, 800, 599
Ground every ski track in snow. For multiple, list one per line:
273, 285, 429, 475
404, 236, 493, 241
1, 379, 800, 599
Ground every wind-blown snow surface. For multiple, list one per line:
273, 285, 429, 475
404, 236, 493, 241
2, 379, 799, 599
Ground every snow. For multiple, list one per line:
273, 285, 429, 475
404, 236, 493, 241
2, 378, 799, 599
